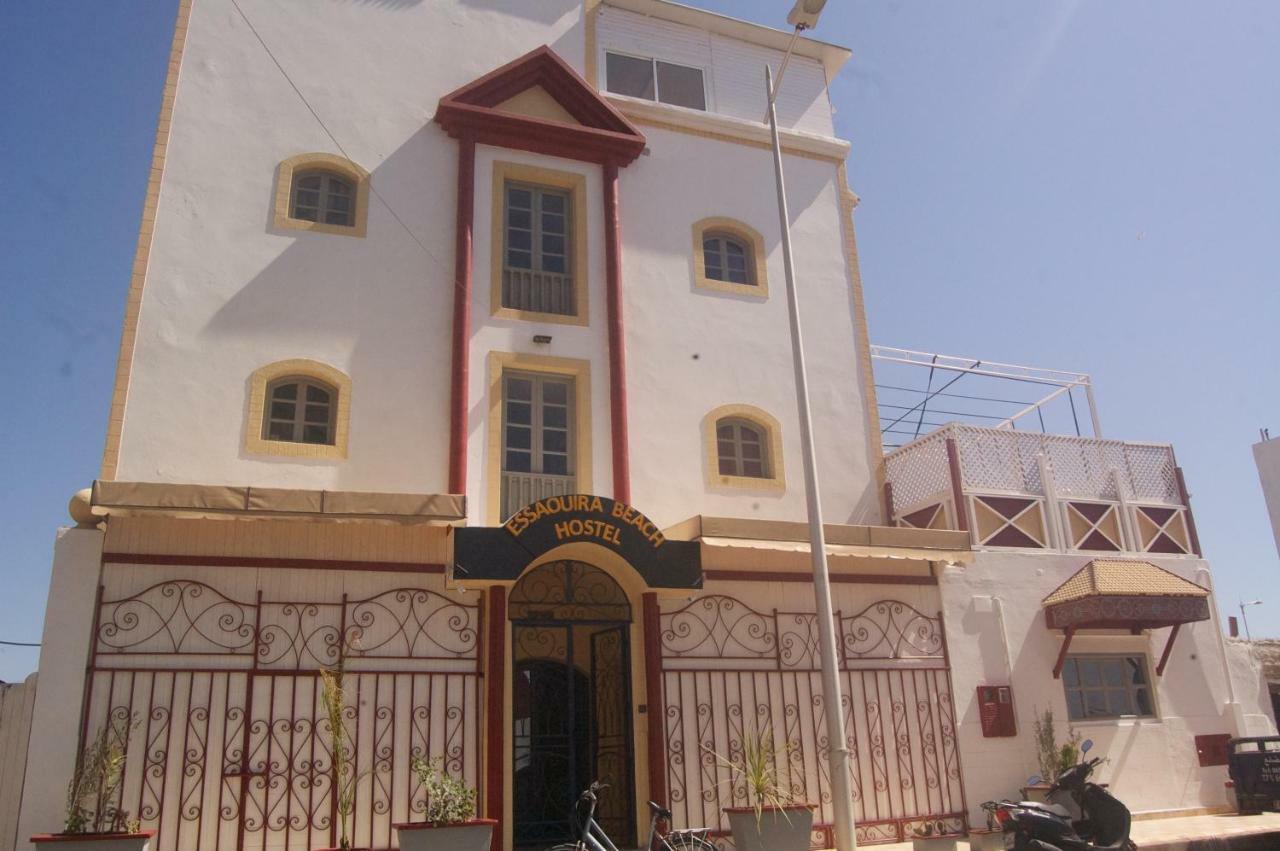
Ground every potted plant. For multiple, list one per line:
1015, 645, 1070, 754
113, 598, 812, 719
31, 721, 152, 851
394, 757, 495, 851
316, 662, 374, 851
712, 726, 813, 851
1022, 708, 1082, 802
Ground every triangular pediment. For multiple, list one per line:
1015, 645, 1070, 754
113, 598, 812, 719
435, 46, 645, 166
494, 85, 581, 125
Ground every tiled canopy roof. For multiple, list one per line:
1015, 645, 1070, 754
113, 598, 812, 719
1042, 559, 1209, 607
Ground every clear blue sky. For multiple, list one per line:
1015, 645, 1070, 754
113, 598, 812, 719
2, 1, 1278, 682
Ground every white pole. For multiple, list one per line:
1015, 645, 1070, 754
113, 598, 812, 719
765, 63, 858, 851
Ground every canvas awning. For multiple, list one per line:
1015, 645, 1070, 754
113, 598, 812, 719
1043, 559, 1210, 677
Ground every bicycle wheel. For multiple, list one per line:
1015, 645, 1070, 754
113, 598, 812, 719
548, 844, 584, 851
662, 830, 718, 851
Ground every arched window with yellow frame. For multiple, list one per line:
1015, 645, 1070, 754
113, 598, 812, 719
246, 359, 352, 459
273, 153, 370, 237
702, 404, 785, 491
691, 217, 768, 297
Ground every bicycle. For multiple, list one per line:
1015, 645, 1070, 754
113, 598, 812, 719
550, 781, 716, 851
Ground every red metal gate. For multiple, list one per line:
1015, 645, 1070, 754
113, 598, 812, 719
659, 595, 966, 846
82, 579, 482, 851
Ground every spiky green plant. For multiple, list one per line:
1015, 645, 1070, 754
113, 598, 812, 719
65, 718, 137, 834
706, 725, 796, 827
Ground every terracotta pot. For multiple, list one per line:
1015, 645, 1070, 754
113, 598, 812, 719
724, 805, 814, 851
30, 831, 154, 851
1020, 783, 1053, 803
394, 819, 496, 851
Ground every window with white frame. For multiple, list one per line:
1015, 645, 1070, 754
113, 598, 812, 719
502, 372, 575, 517
263, 377, 337, 445
716, 417, 770, 479
703, 232, 755, 286
503, 182, 574, 315
604, 51, 707, 111
290, 170, 355, 227
1061, 654, 1155, 721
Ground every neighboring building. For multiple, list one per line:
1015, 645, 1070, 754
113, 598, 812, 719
10, 2, 1275, 851
1253, 430, 1280, 557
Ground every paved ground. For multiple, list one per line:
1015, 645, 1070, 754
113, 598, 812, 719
818, 811, 1280, 850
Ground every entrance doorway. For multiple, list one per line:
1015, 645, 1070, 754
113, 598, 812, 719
510, 561, 634, 849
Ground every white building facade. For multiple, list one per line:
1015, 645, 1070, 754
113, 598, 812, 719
9, 2, 1274, 851
1253, 431, 1280, 558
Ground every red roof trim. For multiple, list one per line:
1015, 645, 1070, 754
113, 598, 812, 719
435, 45, 646, 166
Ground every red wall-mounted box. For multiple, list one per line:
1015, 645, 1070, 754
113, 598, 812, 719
978, 685, 1016, 737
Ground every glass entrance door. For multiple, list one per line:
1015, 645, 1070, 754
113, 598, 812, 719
509, 562, 634, 849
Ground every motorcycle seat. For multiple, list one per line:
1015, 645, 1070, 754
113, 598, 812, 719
1018, 801, 1072, 819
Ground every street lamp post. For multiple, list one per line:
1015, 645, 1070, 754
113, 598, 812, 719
1240, 599, 1263, 642
764, 4, 857, 849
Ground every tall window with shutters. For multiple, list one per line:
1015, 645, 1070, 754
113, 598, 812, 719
503, 182, 574, 316
501, 372, 576, 518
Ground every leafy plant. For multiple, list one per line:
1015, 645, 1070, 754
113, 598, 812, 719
65, 718, 139, 834
1032, 707, 1082, 784
321, 658, 373, 850
410, 756, 477, 825
705, 725, 796, 827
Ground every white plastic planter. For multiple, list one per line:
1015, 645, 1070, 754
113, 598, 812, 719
724, 805, 814, 851
30, 831, 154, 851
394, 819, 496, 851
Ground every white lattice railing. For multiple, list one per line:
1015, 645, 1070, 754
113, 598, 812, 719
885, 423, 1182, 513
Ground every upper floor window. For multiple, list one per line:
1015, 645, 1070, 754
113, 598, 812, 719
245, 359, 351, 460
503, 181, 575, 316
717, 418, 770, 479
501, 371, 575, 519
273, 153, 370, 238
264, 377, 337, 445
691, 218, 768, 298
1062, 654, 1155, 721
703, 233, 754, 286
290, 171, 354, 227
605, 51, 706, 111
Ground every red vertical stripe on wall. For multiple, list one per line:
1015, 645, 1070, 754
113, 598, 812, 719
603, 161, 630, 503
448, 136, 476, 495
484, 585, 506, 849
642, 592, 667, 807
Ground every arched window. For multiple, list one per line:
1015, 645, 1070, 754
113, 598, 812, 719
246, 359, 351, 459
702, 233, 753, 285
703, 404, 784, 491
716, 417, 769, 478
290, 170, 354, 227
273, 153, 370, 237
263, 377, 337, 445
691, 217, 768, 297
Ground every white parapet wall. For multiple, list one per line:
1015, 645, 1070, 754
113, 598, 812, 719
15, 528, 105, 850
1253, 435, 1280, 558
0, 674, 38, 851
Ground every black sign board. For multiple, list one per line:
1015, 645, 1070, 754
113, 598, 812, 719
453, 494, 702, 589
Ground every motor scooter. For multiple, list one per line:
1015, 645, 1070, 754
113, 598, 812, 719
981, 741, 1136, 851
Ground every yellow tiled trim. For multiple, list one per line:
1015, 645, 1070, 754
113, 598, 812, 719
691, 217, 769, 298
703, 404, 786, 492
490, 161, 590, 327
584, 0, 602, 87
485, 352, 594, 524
271, 153, 370, 238
624, 113, 844, 164
836, 161, 886, 518
245, 359, 351, 460
100, 0, 194, 480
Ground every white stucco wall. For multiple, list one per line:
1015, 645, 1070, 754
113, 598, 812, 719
1224, 639, 1279, 737
15, 528, 104, 848
1253, 435, 1280, 558
940, 551, 1258, 820
622, 125, 877, 528
111, 0, 878, 529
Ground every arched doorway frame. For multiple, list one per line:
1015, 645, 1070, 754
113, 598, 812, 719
493, 542, 657, 851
